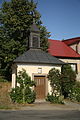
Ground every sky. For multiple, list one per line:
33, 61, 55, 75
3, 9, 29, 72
0, 0, 80, 40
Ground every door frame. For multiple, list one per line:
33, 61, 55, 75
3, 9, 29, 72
32, 73, 48, 99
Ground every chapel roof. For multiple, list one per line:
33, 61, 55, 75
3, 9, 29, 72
14, 48, 64, 64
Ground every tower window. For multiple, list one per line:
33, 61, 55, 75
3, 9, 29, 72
33, 36, 39, 48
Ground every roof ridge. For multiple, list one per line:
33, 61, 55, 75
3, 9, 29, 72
62, 37, 80, 42
48, 39, 60, 41
14, 49, 64, 64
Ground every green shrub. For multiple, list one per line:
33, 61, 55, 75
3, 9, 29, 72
10, 69, 36, 104
69, 82, 80, 102
25, 88, 36, 104
10, 87, 23, 103
10, 87, 36, 104
46, 93, 64, 104
47, 68, 64, 104
47, 68, 61, 97
60, 64, 76, 98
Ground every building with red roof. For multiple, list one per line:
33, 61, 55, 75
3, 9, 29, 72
48, 39, 80, 58
62, 37, 80, 54
48, 38, 80, 81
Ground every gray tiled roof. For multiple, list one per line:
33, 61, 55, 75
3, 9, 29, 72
14, 49, 64, 64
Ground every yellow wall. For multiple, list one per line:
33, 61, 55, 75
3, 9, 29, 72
17, 64, 61, 78
16, 63, 61, 94
78, 42, 80, 54
60, 59, 80, 81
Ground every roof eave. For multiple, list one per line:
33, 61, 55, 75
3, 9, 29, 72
13, 61, 64, 65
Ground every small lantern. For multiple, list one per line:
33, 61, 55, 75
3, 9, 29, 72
38, 68, 42, 74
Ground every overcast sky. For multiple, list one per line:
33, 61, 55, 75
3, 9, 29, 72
0, 0, 80, 40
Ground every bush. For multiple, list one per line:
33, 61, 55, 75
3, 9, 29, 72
46, 93, 64, 104
10, 87, 36, 104
47, 65, 77, 103
10, 87, 23, 103
25, 88, 36, 104
60, 64, 76, 98
10, 69, 36, 104
47, 68, 61, 97
69, 82, 80, 102
47, 68, 64, 104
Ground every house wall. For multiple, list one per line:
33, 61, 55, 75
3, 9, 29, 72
60, 58, 80, 81
70, 44, 77, 52
78, 42, 80, 54
12, 63, 61, 95
70, 41, 80, 54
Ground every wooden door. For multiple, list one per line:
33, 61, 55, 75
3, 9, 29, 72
34, 76, 45, 99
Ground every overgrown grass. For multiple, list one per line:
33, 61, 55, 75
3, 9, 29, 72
0, 81, 12, 109
0, 105, 12, 109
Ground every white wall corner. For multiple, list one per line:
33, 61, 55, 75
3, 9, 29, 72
12, 64, 17, 88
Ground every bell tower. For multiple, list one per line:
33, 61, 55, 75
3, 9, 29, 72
29, 17, 40, 49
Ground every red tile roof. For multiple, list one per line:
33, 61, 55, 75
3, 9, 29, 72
48, 39, 80, 58
62, 37, 80, 45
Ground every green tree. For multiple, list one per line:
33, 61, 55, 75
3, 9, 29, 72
61, 64, 76, 98
10, 69, 36, 104
0, 0, 50, 80
40, 26, 50, 51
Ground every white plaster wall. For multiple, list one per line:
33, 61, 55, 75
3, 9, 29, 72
12, 68, 16, 88
16, 63, 61, 94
